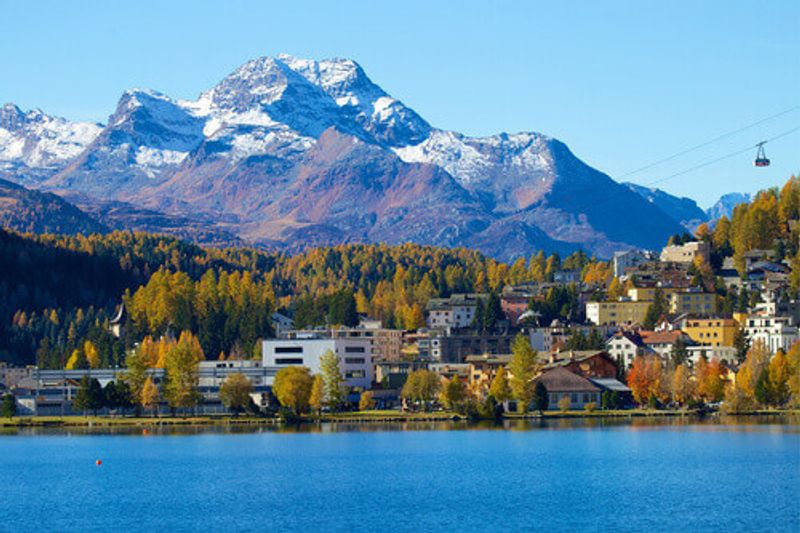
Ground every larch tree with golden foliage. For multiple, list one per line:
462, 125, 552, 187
670, 364, 695, 406
508, 334, 540, 412
163, 331, 204, 413
140, 377, 160, 416
489, 366, 512, 406
309, 374, 324, 414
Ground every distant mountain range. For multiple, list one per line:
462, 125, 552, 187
623, 183, 751, 230
0, 55, 747, 258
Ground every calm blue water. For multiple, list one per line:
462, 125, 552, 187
0, 418, 798, 532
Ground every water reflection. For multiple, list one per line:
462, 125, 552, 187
0, 414, 797, 437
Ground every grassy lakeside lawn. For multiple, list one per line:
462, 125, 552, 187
0, 415, 281, 427
1, 408, 797, 427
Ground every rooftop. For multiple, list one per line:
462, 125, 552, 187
534, 367, 600, 392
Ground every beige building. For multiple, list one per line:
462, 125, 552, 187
627, 286, 679, 302
586, 300, 651, 326
668, 291, 717, 316
286, 326, 404, 362
660, 241, 711, 264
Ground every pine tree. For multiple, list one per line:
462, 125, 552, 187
531, 381, 549, 413
1, 394, 16, 419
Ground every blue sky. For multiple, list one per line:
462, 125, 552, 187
1, 0, 798, 207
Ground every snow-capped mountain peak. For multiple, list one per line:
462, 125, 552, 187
6, 54, 688, 259
0, 104, 101, 179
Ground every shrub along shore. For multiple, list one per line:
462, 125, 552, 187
1, 409, 797, 428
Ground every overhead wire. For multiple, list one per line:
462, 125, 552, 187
560, 123, 800, 218
617, 105, 800, 179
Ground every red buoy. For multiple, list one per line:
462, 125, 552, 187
96, 459, 102, 466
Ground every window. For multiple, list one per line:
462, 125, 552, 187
344, 346, 365, 354
275, 346, 302, 354
346, 370, 366, 379
345, 357, 365, 364
275, 358, 303, 365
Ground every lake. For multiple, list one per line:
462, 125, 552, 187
0, 416, 798, 532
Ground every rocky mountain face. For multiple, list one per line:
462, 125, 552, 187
706, 192, 751, 222
0, 104, 101, 184
1, 55, 686, 259
624, 182, 709, 231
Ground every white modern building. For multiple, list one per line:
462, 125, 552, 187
426, 293, 485, 330
612, 250, 652, 279
744, 316, 799, 354
262, 335, 373, 389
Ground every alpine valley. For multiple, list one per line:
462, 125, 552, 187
1, 55, 703, 260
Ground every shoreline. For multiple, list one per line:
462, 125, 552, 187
1, 409, 797, 428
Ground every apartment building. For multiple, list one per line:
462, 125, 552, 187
262, 335, 373, 389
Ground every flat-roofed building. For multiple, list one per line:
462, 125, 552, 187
660, 241, 710, 264
682, 318, 738, 347
668, 290, 717, 316
744, 316, 799, 354
586, 300, 651, 326
426, 293, 486, 330
285, 326, 403, 362
263, 335, 373, 389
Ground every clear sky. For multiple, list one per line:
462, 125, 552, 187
2, 0, 798, 208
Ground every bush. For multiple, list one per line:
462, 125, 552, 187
558, 396, 571, 412
277, 406, 300, 424
647, 395, 658, 409
359, 391, 376, 411
584, 401, 597, 413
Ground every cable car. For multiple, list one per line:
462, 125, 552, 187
754, 141, 770, 167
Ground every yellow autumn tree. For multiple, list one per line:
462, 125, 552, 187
607, 277, 625, 300
767, 349, 791, 406
83, 340, 100, 369
670, 364, 695, 406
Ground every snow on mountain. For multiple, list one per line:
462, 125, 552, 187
393, 130, 555, 211
6, 54, 689, 258
706, 192, 751, 221
278, 54, 431, 146
0, 103, 101, 182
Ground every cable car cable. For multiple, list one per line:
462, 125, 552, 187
561, 124, 800, 220
617, 105, 800, 179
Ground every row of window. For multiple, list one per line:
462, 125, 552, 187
548, 393, 595, 403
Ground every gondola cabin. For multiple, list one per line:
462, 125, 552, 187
754, 142, 770, 167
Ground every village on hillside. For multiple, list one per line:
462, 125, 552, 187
2, 219, 798, 420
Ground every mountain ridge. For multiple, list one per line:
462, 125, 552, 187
0, 54, 688, 259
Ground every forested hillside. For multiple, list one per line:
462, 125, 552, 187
1, 176, 795, 369
0, 178, 107, 235
695, 176, 800, 274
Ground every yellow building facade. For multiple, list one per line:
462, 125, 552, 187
586, 301, 651, 326
682, 318, 738, 347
